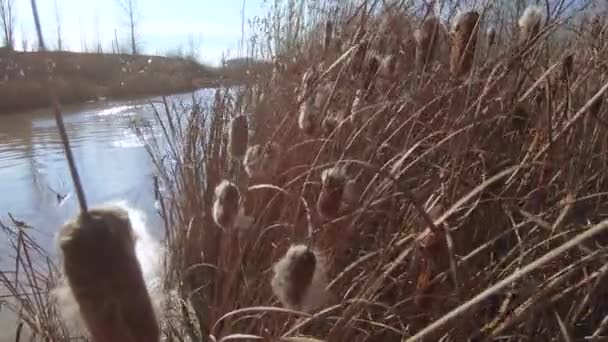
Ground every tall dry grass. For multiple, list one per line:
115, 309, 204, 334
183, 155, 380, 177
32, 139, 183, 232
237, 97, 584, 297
3, 0, 608, 341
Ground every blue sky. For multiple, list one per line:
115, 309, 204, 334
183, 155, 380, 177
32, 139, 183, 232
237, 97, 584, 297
14, 0, 269, 65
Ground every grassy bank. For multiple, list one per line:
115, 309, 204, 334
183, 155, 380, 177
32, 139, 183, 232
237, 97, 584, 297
0, 50, 223, 113
2, 0, 608, 341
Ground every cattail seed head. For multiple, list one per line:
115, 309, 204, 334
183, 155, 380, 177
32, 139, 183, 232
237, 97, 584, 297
213, 180, 241, 229
415, 16, 446, 72
59, 206, 159, 342
271, 245, 328, 312
299, 98, 317, 136
519, 5, 544, 43
591, 14, 604, 40
297, 65, 318, 103
324, 20, 333, 52
243, 143, 281, 179
560, 53, 573, 82
486, 26, 496, 46
228, 115, 249, 159
314, 82, 332, 110
317, 166, 349, 219
378, 54, 397, 78
350, 90, 364, 125
450, 10, 480, 77
322, 114, 339, 137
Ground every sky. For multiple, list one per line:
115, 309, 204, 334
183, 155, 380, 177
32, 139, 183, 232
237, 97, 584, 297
13, 0, 269, 65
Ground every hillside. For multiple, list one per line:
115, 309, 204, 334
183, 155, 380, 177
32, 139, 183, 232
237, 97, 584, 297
0, 50, 222, 113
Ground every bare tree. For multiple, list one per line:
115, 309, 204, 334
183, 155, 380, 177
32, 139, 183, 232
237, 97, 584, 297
0, 0, 15, 49
54, 0, 62, 50
116, 0, 140, 55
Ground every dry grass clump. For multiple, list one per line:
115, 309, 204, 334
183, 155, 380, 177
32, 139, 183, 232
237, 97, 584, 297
5, 0, 608, 341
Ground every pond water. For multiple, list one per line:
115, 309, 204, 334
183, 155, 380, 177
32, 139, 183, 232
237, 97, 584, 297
0, 89, 212, 340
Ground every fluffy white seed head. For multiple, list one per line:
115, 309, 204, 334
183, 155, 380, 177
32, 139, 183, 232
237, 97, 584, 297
243, 143, 281, 179
213, 180, 241, 229
271, 245, 329, 312
519, 5, 544, 42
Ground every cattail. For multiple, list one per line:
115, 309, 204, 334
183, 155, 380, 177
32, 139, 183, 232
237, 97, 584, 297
213, 180, 243, 229
243, 143, 281, 179
450, 10, 480, 77
518, 5, 544, 44
486, 26, 496, 46
271, 245, 328, 312
58, 206, 159, 342
364, 55, 380, 90
378, 54, 397, 78
350, 90, 364, 125
591, 14, 604, 40
228, 115, 249, 159
297, 65, 318, 103
299, 98, 317, 136
415, 16, 446, 72
560, 53, 573, 82
314, 82, 332, 110
352, 38, 369, 74
343, 178, 360, 205
317, 166, 349, 219
324, 20, 333, 53
322, 114, 339, 137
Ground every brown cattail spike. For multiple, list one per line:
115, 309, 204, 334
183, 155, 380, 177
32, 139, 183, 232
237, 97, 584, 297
560, 53, 573, 82
298, 98, 317, 136
324, 20, 333, 53
228, 115, 249, 159
519, 5, 544, 44
415, 16, 445, 72
450, 11, 480, 77
591, 14, 604, 40
59, 206, 159, 342
317, 166, 348, 219
487, 26, 496, 46
364, 55, 380, 90
213, 180, 241, 229
243, 143, 280, 179
271, 245, 328, 312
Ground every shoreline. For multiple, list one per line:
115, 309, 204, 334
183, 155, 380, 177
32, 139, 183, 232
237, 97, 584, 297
0, 50, 230, 114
